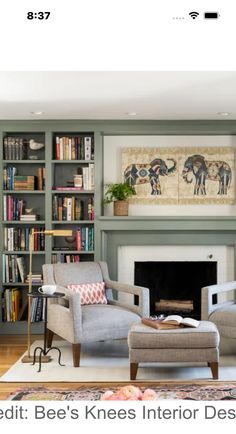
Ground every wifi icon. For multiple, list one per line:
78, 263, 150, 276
189, 11, 199, 19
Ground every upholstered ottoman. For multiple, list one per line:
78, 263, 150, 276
128, 320, 220, 380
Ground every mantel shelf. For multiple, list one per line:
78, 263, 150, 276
98, 216, 236, 232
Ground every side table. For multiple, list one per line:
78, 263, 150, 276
28, 292, 65, 372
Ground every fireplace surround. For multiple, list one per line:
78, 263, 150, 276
97, 216, 236, 318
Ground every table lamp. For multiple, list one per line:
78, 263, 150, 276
21, 229, 73, 363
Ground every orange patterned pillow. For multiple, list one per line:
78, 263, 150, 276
67, 282, 107, 305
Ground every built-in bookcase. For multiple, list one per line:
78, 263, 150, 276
0, 127, 95, 334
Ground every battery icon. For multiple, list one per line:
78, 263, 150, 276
204, 12, 219, 19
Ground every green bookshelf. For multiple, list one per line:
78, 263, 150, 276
0, 127, 95, 333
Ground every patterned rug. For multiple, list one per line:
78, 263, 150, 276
7, 383, 236, 401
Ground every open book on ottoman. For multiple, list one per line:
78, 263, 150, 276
142, 315, 199, 330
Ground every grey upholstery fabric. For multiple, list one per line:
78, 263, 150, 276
201, 281, 236, 340
128, 321, 219, 349
43, 261, 150, 345
128, 321, 219, 364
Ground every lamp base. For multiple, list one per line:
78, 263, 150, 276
21, 355, 51, 363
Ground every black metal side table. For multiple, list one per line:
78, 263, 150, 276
28, 291, 65, 372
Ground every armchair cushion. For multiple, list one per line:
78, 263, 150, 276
81, 304, 140, 341
67, 282, 107, 305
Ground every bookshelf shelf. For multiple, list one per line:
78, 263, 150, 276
3, 251, 46, 255
52, 220, 94, 224
3, 190, 45, 194
2, 221, 46, 225
52, 250, 94, 254
3, 160, 45, 164
2, 283, 40, 287
52, 160, 94, 164
0, 127, 95, 333
52, 190, 94, 194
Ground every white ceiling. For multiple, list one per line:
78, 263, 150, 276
0, 72, 236, 120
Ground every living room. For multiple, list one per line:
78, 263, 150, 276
0, 71, 236, 401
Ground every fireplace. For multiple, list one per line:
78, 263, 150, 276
134, 261, 217, 319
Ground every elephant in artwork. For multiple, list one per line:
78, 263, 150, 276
182, 154, 232, 195
124, 158, 177, 195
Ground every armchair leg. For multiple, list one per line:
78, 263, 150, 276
46, 329, 54, 348
209, 362, 219, 379
130, 363, 138, 380
72, 343, 81, 367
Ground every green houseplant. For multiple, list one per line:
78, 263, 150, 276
104, 182, 136, 216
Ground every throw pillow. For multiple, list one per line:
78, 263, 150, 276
67, 282, 107, 305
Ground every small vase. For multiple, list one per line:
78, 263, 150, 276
114, 200, 128, 216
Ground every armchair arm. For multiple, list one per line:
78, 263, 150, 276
47, 283, 83, 343
104, 278, 150, 317
201, 281, 236, 320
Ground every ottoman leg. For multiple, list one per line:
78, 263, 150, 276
209, 362, 219, 379
130, 363, 138, 380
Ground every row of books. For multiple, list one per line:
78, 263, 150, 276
2, 255, 26, 283
3, 137, 28, 160
3, 227, 45, 251
76, 227, 94, 251
51, 253, 81, 264
4, 196, 26, 220
30, 297, 45, 322
52, 196, 94, 221
3, 166, 45, 191
55, 136, 94, 160
82, 164, 95, 190
2, 288, 23, 322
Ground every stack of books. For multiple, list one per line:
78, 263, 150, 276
14, 176, 35, 191
20, 214, 37, 222
26, 274, 42, 285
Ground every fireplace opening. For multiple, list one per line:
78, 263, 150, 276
134, 261, 217, 319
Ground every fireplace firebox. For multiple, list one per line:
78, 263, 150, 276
134, 261, 217, 319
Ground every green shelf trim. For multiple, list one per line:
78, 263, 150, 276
2, 283, 41, 287
3, 160, 45, 164
2, 221, 45, 224
52, 160, 94, 164
52, 190, 94, 194
3, 190, 45, 194
52, 220, 94, 224
52, 250, 94, 254
3, 251, 45, 254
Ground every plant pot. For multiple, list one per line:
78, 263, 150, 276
114, 200, 129, 216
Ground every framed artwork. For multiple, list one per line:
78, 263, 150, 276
121, 147, 235, 204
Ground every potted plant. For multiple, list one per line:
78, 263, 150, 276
104, 182, 136, 216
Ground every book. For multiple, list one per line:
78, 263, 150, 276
162, 315, 199, 328
141, 317, 183, 330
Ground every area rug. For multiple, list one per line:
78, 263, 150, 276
2, 340, 236, 382
7, 383, 236, 401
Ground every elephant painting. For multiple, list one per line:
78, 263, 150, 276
124, 158, 177, 195
182, 154, 232, 196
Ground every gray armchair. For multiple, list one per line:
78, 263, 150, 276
42, 261, 150, 366
201, 281, 236, 353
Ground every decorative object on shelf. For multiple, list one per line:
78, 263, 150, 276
122, 146, 235, 204
29, 139, 45, 150
104, 182, 136, 216
21, 229, 72, 364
